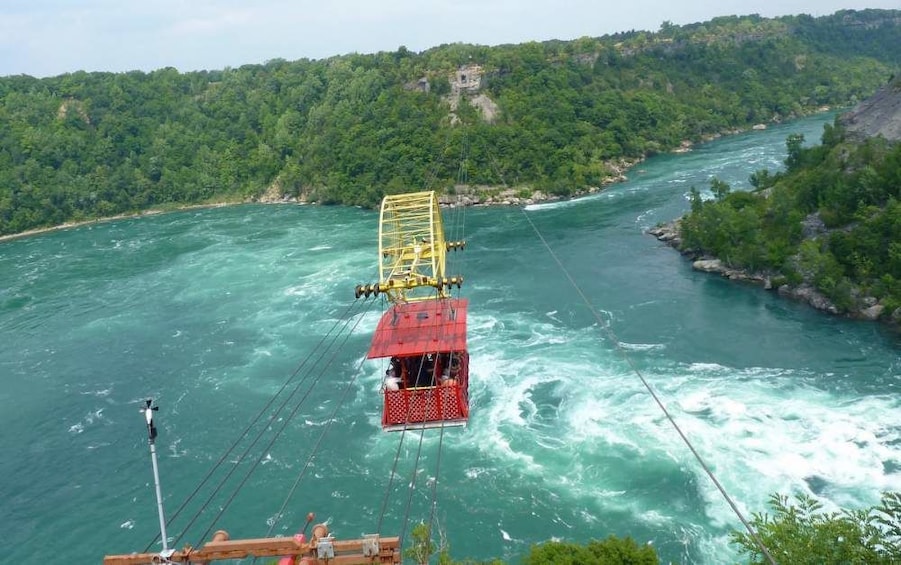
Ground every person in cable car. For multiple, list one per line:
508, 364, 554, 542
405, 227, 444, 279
385, 366, 401, 391
413, 353, 436, 388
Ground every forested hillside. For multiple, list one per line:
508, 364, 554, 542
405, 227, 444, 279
1, 9, 900, 236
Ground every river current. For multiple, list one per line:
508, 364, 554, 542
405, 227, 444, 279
1, 113, 899, 564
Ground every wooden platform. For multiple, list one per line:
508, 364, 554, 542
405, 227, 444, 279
103, 532, 400, 564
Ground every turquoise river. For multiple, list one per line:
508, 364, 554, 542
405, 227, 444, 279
1, 113, 899, 564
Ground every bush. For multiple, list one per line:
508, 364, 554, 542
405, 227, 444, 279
523, 535, 659, 565
731, 493, 901, 565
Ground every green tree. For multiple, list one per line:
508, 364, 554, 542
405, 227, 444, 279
731, 493, 901, 564
405, 522, 441, 565
523, 536, 658, 565
1, 11, 900, 236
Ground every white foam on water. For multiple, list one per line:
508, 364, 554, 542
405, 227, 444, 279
456, 306, 901, 562
523, 201, 570, 212
618, 342, 665, 352
67, 407, 109, 435
464, 467, 492, 479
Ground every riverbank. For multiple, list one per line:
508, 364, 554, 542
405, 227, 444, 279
0, 202, 243, 244
648, 220, 900, 329
2, 107, 838, 245
1, 162, 641, 244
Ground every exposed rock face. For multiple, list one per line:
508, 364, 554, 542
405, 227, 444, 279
469, 93, 499, 123
800, 212, 828, 239
404, 77, 430, 93
776, 284, 839, 315
839, 76, 901, 142
446, 64, 498, 124
450, 65, 483, 94
57, 99, 91, 124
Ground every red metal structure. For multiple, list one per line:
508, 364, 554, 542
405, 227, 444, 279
355, 191, 469, 431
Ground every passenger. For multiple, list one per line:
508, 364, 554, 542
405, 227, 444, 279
403, 357, 416, 387
415, 353, 436, 387
448, 353, 462, 378
385, 366, 401, 391
438, 353, 450, 378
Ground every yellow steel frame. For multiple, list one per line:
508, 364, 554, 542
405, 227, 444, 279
377, 191, 448, 303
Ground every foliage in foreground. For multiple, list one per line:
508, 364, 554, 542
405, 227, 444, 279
732, 492, 901, 565
403, 493, 901, 564
522, 536, 659, 565
405, 521, 658, 564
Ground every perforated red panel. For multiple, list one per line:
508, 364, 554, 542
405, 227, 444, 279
383, 385, 469, 427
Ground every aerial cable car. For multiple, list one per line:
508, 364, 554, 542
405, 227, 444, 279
354, 191, 469, 431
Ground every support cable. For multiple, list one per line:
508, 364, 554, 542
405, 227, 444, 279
519, 209, 778, 565
262, 299, 382, 537
426, 424, 447, 552
197, 296, 379, 546
143, 297, 368, 552
397, 425, 429, 550
171, 296, 370, 548
376, 414, 409, 534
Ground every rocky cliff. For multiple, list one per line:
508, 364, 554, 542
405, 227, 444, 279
839, 75, 901, 141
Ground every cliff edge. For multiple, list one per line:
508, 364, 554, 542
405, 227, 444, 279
839, 75, 901, 141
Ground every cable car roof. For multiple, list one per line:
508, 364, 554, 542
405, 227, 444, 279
367, 298, 468, 358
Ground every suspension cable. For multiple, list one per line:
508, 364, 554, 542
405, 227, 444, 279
519, 209, 778, 565
171, 296, 369, 547
143, 297, 368, 552
197, 296, 379, 546
375, 295, 423, 537
261, 301, 382, 538
426, 424, 447, 549
376, 415, 408, 534
397, 425, 429, 549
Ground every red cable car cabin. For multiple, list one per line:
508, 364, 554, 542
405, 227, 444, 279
356, 190, 470, 431
367, 298, 469, 431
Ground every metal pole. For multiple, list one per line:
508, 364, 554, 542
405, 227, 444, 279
142, 399, 172, 558
149, 441, 169, 553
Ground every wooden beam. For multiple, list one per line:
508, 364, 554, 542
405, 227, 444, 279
103, 536, 400, 565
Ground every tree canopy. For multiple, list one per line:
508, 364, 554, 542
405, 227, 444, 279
1, 10, 900, 236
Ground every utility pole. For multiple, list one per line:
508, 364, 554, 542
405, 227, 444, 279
142, 399, 173, 561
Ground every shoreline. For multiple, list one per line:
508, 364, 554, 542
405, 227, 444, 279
0, 202, 238, 244
0, 108, 838, 245
647, 221, 899, 329
0, 180, 628, 245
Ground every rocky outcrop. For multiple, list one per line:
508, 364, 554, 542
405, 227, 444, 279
445, 64, 499, 125
450, 65, 483, 94
404, 77, 430, 93
469, 93, 499, 123
647, 221, 900, 325
776, 284, 840, 315
839, 76, 901, 142
439, 187, 556, 207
